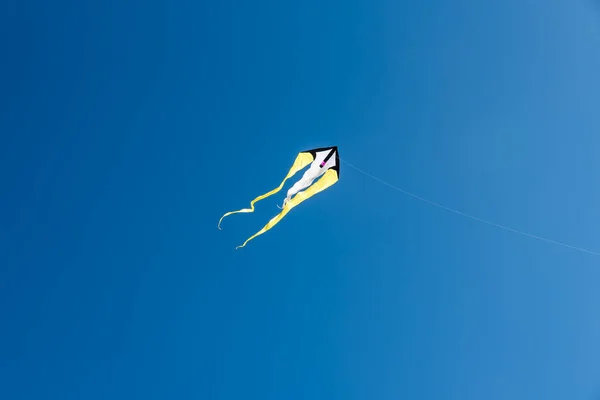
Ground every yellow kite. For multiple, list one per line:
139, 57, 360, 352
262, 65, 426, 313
218, 146, 340, 248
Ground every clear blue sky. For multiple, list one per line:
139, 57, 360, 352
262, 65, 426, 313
2, 0, 600, 399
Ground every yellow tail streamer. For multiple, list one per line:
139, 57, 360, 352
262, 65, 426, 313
236, 169, 339, 249
218, 152, 314, 229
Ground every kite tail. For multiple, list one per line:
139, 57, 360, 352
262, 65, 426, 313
217, 152, 314, 229
236, 168, 339, 249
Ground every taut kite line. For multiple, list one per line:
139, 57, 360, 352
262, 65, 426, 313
218, 146, 340, 248
341, 159, 600, 258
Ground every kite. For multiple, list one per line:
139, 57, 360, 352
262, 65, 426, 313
218, 146, 340, 248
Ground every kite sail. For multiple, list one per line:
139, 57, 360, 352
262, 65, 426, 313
218, 146, 340, 248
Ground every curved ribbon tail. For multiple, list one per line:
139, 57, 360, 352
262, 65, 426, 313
236, 168, 339, 249
217, 152, 314, 229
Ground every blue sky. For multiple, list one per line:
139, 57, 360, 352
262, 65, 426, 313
2, 0, 600, 398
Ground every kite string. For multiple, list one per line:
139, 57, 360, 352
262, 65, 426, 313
340, 158, 600, 257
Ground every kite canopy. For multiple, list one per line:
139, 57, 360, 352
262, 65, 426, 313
218, 146, 340, 248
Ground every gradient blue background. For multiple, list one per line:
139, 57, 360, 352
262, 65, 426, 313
2, 0, 600, 399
